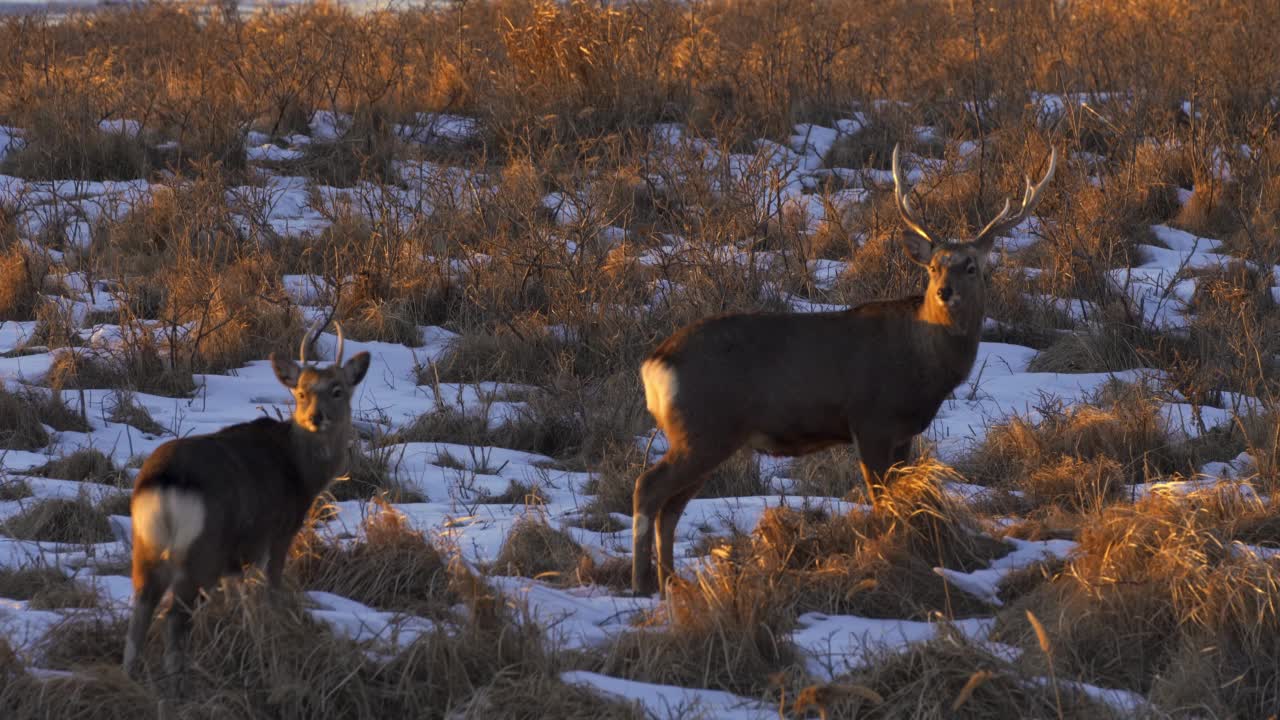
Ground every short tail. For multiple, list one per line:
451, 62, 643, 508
131, 488, 206, 564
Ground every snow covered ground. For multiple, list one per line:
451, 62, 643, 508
0, 105, 1269, 717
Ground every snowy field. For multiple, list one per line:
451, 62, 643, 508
1, 92, 1272, 717
5, 0, 1280, 702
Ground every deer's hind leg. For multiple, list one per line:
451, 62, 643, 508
123, 540, 170, 677
655, 483, 702, 595
633, 459, 674, 596
633, 447, 729, 596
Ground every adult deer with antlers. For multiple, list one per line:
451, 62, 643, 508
631, 143, 1057, 596
123, 318, 371, 681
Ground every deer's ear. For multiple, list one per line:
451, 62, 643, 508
344, 351, 371, 387
901, 233, 934, 266
970, 228, 999, 255
271, 353, 301, 389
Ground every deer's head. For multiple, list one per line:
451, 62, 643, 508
892, 143, 1057, 330
271, 319, 370, 434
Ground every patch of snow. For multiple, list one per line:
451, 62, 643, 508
795, 612, 995, 681
562, 670, 775, 720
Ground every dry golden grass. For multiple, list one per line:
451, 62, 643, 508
963, 382, 1206, 500
3, 0, 1280, 715
491, 514, 587, 582
739, 463, 1007, 620
3, 571, 640, 720
599, 554, 804, 698
289, 499, 453, 617
994, 486, 1280, 716
800, 627, 1119, 719
0, 246, 46, 322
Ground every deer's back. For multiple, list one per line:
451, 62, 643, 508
134, 418, 310, 559
645, 299, 974, 447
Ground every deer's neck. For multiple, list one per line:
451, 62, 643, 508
288, 421, 351, 497
914, 294, 984, 372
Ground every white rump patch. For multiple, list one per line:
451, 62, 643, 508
640, 359, 678, 424
132, 488, 206, 562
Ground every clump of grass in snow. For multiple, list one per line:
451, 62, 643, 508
580, 440, 647, 517
2, 497, 116, 544
598, 544, 805, 699
700, 448, 770, 498
37, 615, 127, 669
0, 478, 33, 500
796, 627, 1119, 720
0, 388, 54, 451
29, 449, 123, 485
105, 391, 166, 436
962, 382, 1203, 502
739, 462, 1006, 620
787, 445, 863, 499
0, 566, 100, 610
289, 499, 452, 618
0, 385, 89, 451
0, 245, 47, 322
42, 347, 196, 399
994, 486, 1280, 717
326, 443, 423, 502
491, 515, 585, 582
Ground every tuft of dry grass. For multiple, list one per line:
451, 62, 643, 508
298, 109, 401, 187
737, 462, 1007, 620
994, 485, 1280, 717
28, 448, 123, 485
0, 566, 100, 610
0, 384, 89, 451
0, 478, 34, 500
105, 391, 166, 436
0, 387, 54, 451
598, 553, 804, 699
701, 449, 770, 498
37, 615, 127, 669
0, 246, 47, 322
326, 443, 423, 502
42, 347, 196, 399
799, 627, 1119, 719
580, 440, 649, 518
2, 497, 115, 544
491, 515, 586, 582
289, 499, 453, 618
963, 382, 1204, 503
0, 104, 154, 181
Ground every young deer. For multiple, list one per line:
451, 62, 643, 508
123, 318, 371, 679
631, 143, 1057, 595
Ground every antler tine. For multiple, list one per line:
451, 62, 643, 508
333, 320, 345, 366
299, 316, 324, 365
891, 143, 935, 245
976, 146, 1058, 243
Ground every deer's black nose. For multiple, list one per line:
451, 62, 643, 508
938, 286, 953, 302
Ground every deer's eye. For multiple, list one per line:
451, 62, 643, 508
966, 262, 977, 275
331, 387, 344, 399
